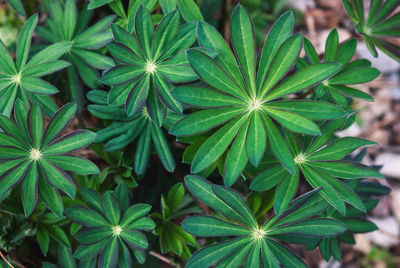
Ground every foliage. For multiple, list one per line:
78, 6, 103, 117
0, 0, 394, 267
37, 0, 115, 109
0, 14, 69, 116
66, 187, 155, 266
0, 102, 98, 217
342, 0, 400, 61
171, 8, 345, 186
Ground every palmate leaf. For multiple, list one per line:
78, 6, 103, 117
0, 15, 70, 117
37, 0, 115, 109
87, 89, 180, 174
66, 188, 155, 267
182, 176, 347, 268
300, 28, 380, 106
171, 5, 344, 186
342, 0, 400, 61
102, 6, 197, 124
251, 119, 383, 215
0, 101, 98, 217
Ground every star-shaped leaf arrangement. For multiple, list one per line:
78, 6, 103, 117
0, 14, 71, 117
37, 0, 116, 95
66, 187, 155, 267
0, 101, 98, 217
182, 175, 347, 268
342, 0, 400, 61
308, 150, 390, 261
87, 90, 180, 174
297, 28, 380, 106
102, 5, 199, 126
250, 118, 384, 215
170, 5, 345, 186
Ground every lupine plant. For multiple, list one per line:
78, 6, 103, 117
0, 0, 394, 267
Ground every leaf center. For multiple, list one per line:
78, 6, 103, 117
145, 61, 157, 74
30, 149, 42, 161
112, 225, 122, 236
248, 98, 262, 111
294, 153, 307, 164
252, 227, 266, 241
12, 73, 22, 85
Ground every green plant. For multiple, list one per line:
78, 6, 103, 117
342, 0, 400, 61
37, 0, 115, 109
66, 187, 155, 266
0, 102, 98, 217
0, 14, 70, 116
0, 0, 393, 267
171, 8, 345, 186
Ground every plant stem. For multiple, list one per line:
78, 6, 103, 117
0, 251, 14, 268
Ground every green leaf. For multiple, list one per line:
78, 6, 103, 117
160, 0, 177, 14
120, 229, 148, 249
269, 218, 347, 237
42, 103, 77, 147
66, 206, 110, 227
21, 77, 59, 94
264, 107, 321, 135
341, 218, 378, 233
99, 237, 119, 268
170, 107, 244, 136
74, 239, 108, 260
231, 5, 256, 95
308, 160, 384, 179
39, 159, 76, 198
38, 174, 64, 217
102, 193, 121, 225
260, 33, 302, 96
73, 49, 114, 69
76, 227, 111, 244
101, 65, 144, 86
27, 41, 72, 67
308, 137, 377, 160
274, 171, 299, 215
6, 0, 25, 16
135, 5, 153, 58
28, 103, 44, 148
177, 0, 203, 22
246, 112, 267, 166
22, 60, 70, 77
154, 74, 183, 113
126, 76, 150, 116
134, 124, 151, 174
107, 43, 143, 65
46, 225, 71, 248
265, 101, 346, 120
213, 185, 258, 228
21, 163, 38, 216
196, 21, 246, 90
261, 114, 295, 173
186, 237, 249, 268
324, 28, 339, 61
120, 203, 152, 227
151, 123, 175, 172
63, 0, 77, 41
182, 216, 251, 237
191, 115, 246, 173
328, 67, 380, 85
43, 155, 99, 175
224, 120, 250, 187
42, 130, 96, 154
0, 160, 30, 197
0, 40, 17, 74
265, 63, 340, 101
152, 10, 179, 60
173, 86, 243, 108
250, 165, 287, 191
266, 239, 307, 268
257, 11, 293, 90
186, 49, 247, 100
185, 175, 253, 226
301, 165, 346, 214
16, 14, 38, 70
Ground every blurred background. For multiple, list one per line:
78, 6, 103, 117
0, 0, 399, 267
